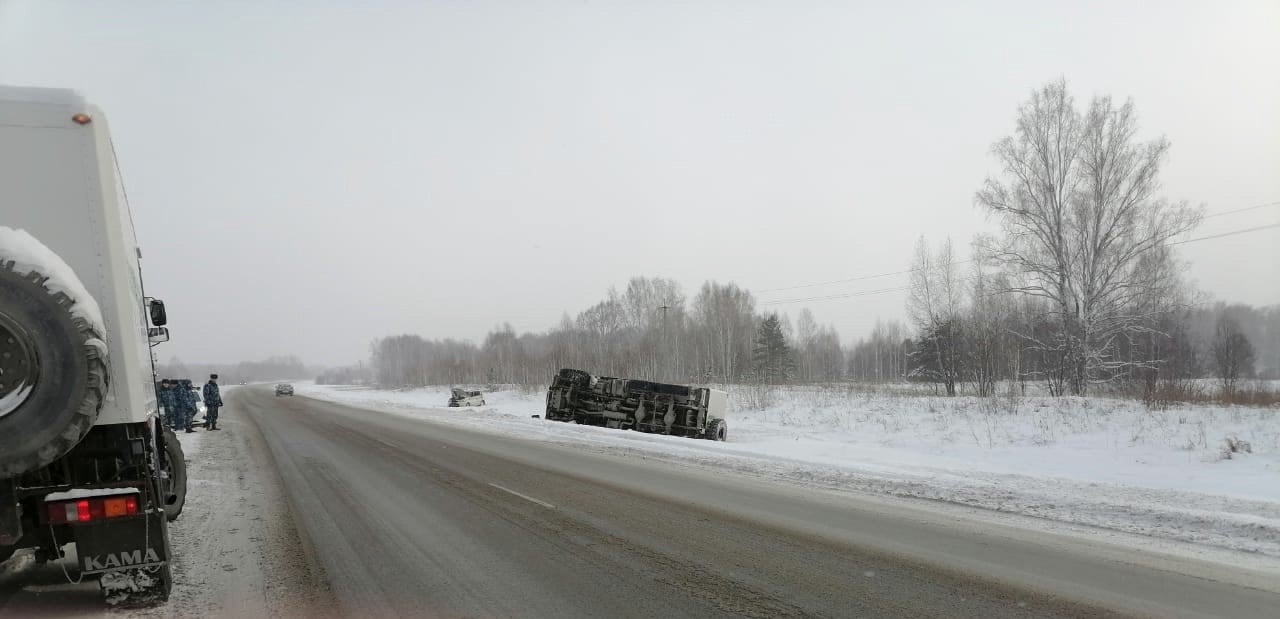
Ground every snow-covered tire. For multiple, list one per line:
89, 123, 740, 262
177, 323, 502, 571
161, 426, 187, 521
705, 418, 727, 441
0, 262, 108, 478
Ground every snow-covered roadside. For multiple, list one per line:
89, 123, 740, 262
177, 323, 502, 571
0, 387, 328, 617
297, 383, 1280, 562
124, 387, 333, 618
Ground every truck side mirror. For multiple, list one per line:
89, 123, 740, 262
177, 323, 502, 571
148, 326, 170, 344
149, 299, 167, 326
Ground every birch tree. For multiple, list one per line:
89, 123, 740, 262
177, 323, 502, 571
907, 237, 963, 395
975, 80, 1201, 394
691, 282, 757, 381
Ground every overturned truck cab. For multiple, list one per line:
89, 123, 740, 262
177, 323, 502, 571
545, 369, 728, 441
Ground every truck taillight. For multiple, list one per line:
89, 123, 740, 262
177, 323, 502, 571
47, 494, 140, 524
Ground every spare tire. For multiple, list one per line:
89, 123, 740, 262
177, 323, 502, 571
0, 261, 108, 478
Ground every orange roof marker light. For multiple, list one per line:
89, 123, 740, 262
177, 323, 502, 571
71, 113, 91, 125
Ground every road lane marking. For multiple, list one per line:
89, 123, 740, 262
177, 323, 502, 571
488, 483, 555, 509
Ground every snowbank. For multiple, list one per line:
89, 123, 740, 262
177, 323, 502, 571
297, 383, 1280, 558
0, 226, 105, 335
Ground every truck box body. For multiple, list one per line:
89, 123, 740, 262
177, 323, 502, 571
1, 84, 177, 605
0, 85, 156, 425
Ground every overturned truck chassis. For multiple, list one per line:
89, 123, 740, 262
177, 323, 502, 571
545, 369, 727, 440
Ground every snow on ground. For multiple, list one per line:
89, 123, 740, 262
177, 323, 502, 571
297, 382, 1280, 561
0, 387, 325, 618
124, 386, 333, 618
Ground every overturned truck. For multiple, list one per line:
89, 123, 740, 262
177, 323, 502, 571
545, 369, 728, 441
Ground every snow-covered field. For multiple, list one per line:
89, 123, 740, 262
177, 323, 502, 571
296, 383, 1280, 561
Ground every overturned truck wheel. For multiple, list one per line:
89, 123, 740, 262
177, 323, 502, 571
705, 418, 727, 441
0, 262, 108, 478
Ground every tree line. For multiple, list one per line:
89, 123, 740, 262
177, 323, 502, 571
156, 355, 313, 385
364, 80, 1274, 398
364, 270, 1271, 395
369, 279, 845, 388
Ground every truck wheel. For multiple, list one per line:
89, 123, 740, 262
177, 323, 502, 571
705, 418, 727, 441
161, 427, 187, 521
0, 262, 108, 478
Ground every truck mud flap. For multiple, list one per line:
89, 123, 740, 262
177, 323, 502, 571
75, 511, 169, 574
0, 479, 20, 546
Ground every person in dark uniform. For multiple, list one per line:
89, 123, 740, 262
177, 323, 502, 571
176, 379, 198, 433
202, 374, 223, 430
157, 379, 179, 430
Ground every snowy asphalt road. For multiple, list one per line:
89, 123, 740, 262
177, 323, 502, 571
241, 387, 1280, 619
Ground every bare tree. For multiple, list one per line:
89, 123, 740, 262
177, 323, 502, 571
964, 262, 1016, 397
848, 320, 908, 382
809, 324, 845, 381
975, 80, 1201, 395
1212, 313, 1255, 394
907, 237, 963, 395
793, 309, 818, 381
691, 282, 757, 382
576, 296, 626, 375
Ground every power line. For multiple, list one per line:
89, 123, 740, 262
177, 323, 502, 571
1169, 222, 1280, 245
761, 222, 1279, 307
756, 201, 1276, 297
1201, 200, 1280, 219
761, 286, 910, 306
757, 268, 923, 294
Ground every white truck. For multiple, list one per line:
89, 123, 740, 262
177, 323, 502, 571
448, 387, 485, 407
0, 85, 185, 605
544, 368, 729, 440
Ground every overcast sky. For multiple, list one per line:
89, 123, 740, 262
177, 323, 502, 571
2, 0, 1277, 367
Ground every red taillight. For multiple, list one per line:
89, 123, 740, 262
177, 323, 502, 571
47, 494, 141, 524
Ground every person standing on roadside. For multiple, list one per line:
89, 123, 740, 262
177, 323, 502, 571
157, 380, 179, 430
176, 379, 198, 433
202, 374, 223, 430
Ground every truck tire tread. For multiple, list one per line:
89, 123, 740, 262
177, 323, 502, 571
0, 262, 109, 477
